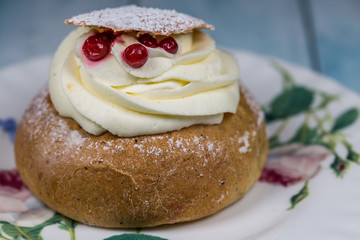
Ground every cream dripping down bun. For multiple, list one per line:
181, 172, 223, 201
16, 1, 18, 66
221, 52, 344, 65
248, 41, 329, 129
49, 5, 240, 137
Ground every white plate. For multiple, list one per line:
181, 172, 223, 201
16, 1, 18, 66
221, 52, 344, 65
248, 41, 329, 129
0, 51, 359, 240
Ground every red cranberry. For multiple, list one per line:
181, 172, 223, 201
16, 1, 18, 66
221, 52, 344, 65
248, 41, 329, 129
159, 37, 178, 54
138, 34, 158, 48
123, 44, 148, 68
82, 32, 113, 61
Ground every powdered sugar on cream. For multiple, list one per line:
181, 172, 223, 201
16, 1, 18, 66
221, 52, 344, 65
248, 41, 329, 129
65, 5, 214, 35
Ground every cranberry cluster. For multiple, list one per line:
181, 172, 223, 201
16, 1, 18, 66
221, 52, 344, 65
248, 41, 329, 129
82, 31, 178, 69
138, 34, 178, 54
82, 31, 115, 61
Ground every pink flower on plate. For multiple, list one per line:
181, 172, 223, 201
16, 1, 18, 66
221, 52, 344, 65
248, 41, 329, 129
0, 169, 54, 227
259, 143, 332, 186
0, 169, 32, 212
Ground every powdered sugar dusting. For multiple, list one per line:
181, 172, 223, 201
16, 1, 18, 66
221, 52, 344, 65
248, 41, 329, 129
25, 87, 66, 142
238, 131, 250, 153
207, 142, 214, 151
240, 84, 265, 128
65, 5, 214, 35
212, 194, 225, 204
68, 131, 84, 146
23, 87, 86, 155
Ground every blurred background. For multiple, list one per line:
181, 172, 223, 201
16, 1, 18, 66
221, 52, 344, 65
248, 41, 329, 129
0, 0, 359, 93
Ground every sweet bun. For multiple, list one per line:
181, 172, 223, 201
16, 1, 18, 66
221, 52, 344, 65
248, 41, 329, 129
14, 85, 268, 228
15, 5, 268, 228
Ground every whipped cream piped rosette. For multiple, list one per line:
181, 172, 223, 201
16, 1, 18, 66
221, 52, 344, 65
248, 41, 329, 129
49, 5, 240, 137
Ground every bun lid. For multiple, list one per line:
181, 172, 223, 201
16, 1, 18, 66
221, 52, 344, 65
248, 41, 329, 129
65, 5, 214, 35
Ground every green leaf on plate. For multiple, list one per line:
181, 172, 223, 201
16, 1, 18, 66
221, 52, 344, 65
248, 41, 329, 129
331, 156, 350, 177
343, 141, 360, 164
271, 61, 296, 89
288, 181, 309, 210
347, 148, 360, 164
316, 91, 339, 109
269, 135, 280, 149
41, 213, 63, 226
331, 108, 359, 132
104, 233, 168, 240
0, 213, 62, 240
268, 87, 314, 120
290, 124, 319, 145
1, 223, 42, 240
265, 111, 277, 123
58, 215, 77, 240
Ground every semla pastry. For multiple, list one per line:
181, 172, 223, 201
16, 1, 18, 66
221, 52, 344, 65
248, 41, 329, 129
14, 6, 268, 228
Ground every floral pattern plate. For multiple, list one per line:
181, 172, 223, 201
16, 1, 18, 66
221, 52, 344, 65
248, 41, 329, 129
0, 51, 359, 240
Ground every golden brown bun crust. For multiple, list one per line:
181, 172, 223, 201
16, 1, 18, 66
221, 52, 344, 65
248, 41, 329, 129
15, 85, 268, 228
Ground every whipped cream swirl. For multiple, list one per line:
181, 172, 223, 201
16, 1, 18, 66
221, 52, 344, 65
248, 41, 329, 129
49, 27, 240, 137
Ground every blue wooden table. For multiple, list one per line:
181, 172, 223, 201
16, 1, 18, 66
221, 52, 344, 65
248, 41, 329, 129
1, 0, 359, 93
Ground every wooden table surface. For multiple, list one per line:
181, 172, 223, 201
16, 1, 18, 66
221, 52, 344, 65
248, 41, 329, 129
1, 0, 359, 93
